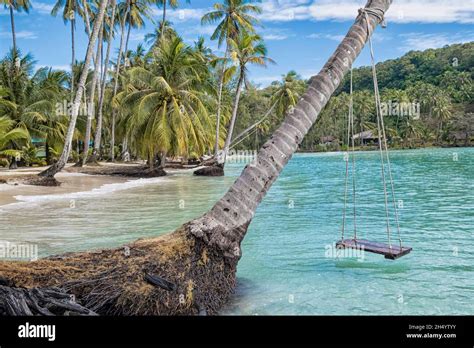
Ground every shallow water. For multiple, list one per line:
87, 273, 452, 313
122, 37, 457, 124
1, 148, 473, 315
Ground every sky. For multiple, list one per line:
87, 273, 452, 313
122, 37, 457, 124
1, 0, 473, 87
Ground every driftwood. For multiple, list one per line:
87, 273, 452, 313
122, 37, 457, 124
144, 273, 176, 291
0, 285, 97, 316
65, 165, 167, 178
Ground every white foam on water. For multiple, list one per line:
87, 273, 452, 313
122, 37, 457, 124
0, 177, 168, 211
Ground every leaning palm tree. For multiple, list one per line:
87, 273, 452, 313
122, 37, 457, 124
2, 0, 392, 315
221, 33, 274, 164
39, 0, 110, 179
202, 0, 261, 157
1, 0, 31, 52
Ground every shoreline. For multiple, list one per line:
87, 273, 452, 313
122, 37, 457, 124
296, 144, 473, 154
0, 162, 199, 207
0, 171, 130, 206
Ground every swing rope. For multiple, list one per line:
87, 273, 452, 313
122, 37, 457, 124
341, 8, 403, 251
361, 9, 403, 250
341, 67, 357, 242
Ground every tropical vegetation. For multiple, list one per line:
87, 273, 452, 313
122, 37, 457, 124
0, 0, 472, 172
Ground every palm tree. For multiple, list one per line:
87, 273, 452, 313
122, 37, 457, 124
0, 52, 69, 167
201, 0, 261, 156
118, 37, 214, 169
109, 0, 133, 161
87, 0, 117, 163
120, 0, 153, 55
353, 90, 375, 142
155, 0, 189, 43
271, 71, 306, 118
1, 0, 31, 52
432, 91, 452, 141
128, 43, 148, 66
221, 33, 273, 164
189, 0, 393, 271
89, 0, 117, 164
39, 0, 110, 178
144, 20, 175, 47
115, 0, 153, 161
51, 0, 83, 99
0, 116, 29, 166
81, 20, 104, 165
1, 0, 393, 316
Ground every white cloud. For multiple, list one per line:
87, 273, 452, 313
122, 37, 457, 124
262, 28, 293, 41
0, 30, 37, 39
307, 33, 345, 41
128, 32, 146, 42
38, 64, 70, 71
22, 0, 474, 24
263, 34, 289, 40
31, 1, 54, 14
307, 31, 387, 43
259, 0, 474, 24
151, 7, 209, 23
251, 75, 282, 85
400, 31, 474, 51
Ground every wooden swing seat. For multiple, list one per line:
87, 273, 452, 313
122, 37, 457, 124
336, 238, 412, 260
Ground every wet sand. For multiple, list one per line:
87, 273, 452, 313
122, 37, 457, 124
0, 165, 129, 206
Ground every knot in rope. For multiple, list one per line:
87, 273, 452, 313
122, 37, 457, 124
358, 7, 387, 29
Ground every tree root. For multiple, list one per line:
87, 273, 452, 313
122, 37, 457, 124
0, 285, 97, 316
0, 224, 239, 315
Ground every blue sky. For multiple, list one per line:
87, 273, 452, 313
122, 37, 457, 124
1, 0, 473, 86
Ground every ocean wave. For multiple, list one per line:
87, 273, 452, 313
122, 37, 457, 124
1, 177, 168, 210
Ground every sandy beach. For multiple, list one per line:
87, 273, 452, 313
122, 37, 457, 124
0, 164, 130, 206
0, 163, 202, 206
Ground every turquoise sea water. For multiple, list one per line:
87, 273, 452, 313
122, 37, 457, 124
1, 148, 473, 315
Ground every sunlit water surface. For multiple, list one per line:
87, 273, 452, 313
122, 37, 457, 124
1, 148, 473, 315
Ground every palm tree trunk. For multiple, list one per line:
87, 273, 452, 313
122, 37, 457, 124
9, 5, 16, 52
110, 0, 130, 162
81, 0, 96, 68
124, 21, 132, 59
45, 140, 51, 165
189, 0, 392, 259
82, 24, 104, 165
90, 0, 117, 163
222, 68, 245, 164
213, 45, 230, 157
158, 151, 167, 169
39, 0, 110, 178
160, 0, 167, 42
71, 19, 76, 101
